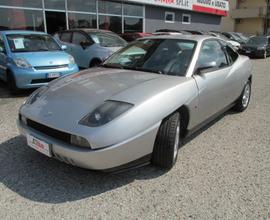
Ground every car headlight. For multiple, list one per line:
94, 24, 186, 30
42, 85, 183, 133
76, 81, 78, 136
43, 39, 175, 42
68, 55, 75, 64
257, 46, 266, 50
79, 101, 134, 127
14, 58, 32, 68
25, 86, 48, 105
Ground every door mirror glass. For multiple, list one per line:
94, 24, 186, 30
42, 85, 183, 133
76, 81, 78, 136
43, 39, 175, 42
80, 41, 92, 49
61, 44, 67, 50
0, 46, 4, 53
196, 61, 217, 74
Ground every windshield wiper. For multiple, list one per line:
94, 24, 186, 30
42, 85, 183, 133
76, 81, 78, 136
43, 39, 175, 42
38, 49, 50, 51
132, 67, 164, 74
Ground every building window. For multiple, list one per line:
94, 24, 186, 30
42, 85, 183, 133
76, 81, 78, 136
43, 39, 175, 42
123, 4, 143, 17
68, 13, 97, 29
182, 14, 191, 24
99, 15, 122, 34
165, 12, 175, 23
0, 0, 42, 8
67, 0, 96, 13
44, 0, 65, 10
0, 1, 145, 34
0, 8, 44, 31
124, 17, 143, 33
98, 0, 122, 15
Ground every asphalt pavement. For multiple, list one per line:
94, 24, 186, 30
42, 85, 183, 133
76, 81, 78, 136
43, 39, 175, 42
0, 58, 270, 220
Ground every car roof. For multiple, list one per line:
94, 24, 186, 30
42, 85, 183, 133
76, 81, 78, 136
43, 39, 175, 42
60, 28, 113, 34
0, 30, 46, 35
140, 34, 215, 43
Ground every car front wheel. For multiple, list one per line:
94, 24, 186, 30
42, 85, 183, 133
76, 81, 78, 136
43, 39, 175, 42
151, 112, 180, 169
7, 71, 19, 94
233, 81, 251, 112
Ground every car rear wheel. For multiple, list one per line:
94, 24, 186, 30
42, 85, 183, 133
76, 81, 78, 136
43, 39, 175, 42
233, 81, 251, 112
151, 112, 180, 169
7, 71, 19, 94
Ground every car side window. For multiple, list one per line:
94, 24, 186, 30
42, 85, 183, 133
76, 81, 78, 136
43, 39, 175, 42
198, 40, 228, 69
225, 45, 238, 64
60, 32, 72, 43
219, 39, 238, 64
72, 32, 89, 45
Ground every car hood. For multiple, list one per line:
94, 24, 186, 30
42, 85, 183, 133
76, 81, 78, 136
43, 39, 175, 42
21, 67, 189, 130
12, 51, 70, 67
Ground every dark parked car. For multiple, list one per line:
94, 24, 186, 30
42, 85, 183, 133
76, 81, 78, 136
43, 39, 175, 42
120, 32, 152, 42
239, 36, 270, 59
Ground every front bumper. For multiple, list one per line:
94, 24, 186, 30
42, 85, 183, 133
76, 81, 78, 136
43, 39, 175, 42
11, 64, 79, 89
17, 119, 159, 171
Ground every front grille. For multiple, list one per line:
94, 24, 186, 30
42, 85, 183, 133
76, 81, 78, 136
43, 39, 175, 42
26, 119, 71, 144
34, 64, 68, 70
31, 78, 57, 84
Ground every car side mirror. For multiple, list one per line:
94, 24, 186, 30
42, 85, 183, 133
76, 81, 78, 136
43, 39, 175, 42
80, 41, 92, 49
196, 61, 217, 75
61, 45, 67, 50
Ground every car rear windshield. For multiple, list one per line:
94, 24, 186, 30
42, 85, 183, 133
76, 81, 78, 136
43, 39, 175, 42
88, 32, 127, 47
103, 39, 196, 77
6, 34, 61, 52
247, 37, 267, 46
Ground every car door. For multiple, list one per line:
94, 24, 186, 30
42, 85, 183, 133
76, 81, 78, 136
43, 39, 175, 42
70, 31, 93, 68
0, 34, 7, 80
193, 39, 234, 123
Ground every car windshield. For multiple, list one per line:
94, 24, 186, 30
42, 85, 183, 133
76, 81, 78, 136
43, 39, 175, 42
247, 37, 267, 46
103, 39, 196, 77
7, 34, 61, 52
88, 32, 127, 47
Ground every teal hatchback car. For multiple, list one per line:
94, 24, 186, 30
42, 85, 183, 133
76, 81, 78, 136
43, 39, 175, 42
0, 30, 79, 92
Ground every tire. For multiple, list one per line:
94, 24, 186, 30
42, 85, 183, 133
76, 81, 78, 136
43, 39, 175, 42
7, 71, 19, 94
233, 81, 251, 112
151, 112, 180, 169
89, 59, 101, 68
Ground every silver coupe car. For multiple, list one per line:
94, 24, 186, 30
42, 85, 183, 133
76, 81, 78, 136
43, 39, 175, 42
18, 35, 252, 171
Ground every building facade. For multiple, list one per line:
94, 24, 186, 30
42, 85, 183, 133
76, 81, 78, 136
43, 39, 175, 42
0, 0, 229, 34
221, 0, 270, 35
